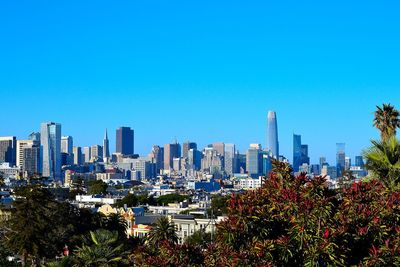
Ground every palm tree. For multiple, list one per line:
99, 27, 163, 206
74, 229, 127, 267
147, 217, 178, 245
363, 136, 400, 189
373, 103, 400, 141
102, 213, 128, 240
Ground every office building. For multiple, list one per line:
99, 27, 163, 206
293, 134, 302, 172
16, 140, 34, 167
91, 145, 103, 161
73, 146, 83, 165
0, 136, 16, 166
188, 148, 202, 171
225, 143, 236, 176
267, 111, 279, 158
116, 127, 134, 156
22, 143, 40, 177
336, 143, 346, 177
40, 122, 62, 180
28, 132, 41, 143
182, 141, 197, 159
150, 145, 164, 174
345, 157, 351, 171
103, 129, 110, 159
83, 146, 91, 163
61, 136, 73, 154
246, 146, 263, 178
355, 156, 364, 167
164, 141, 181, 170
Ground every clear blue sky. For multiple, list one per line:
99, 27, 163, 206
1, 1, 399, 164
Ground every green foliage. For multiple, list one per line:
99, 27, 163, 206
3, 186, 78, 265
88, 180, 108, 195
185, 230, 211, 248
364, 137, 400, 190
156, 193, 187, 206
373, 103, 400, 141
207, 195, 230, 217
147, 217, 178, 245
116, 194, 138, 208
74, 229, 128, 267
100, 213, 128, 241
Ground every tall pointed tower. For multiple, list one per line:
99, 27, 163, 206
267, 111, 279, 159
103, 129, 110, 159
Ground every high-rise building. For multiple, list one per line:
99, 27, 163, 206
225, 143, 236, 176
28, 132, 41, 143
163, 141, 181, 170
336, 143, 346, 177
22, 143, 40, 177
116, 127, 134, 156
293, 134, 302, 172
61, 136, 73, 154
301, 145, 310, 166
73, 146, 83, 165
91, 145, 103, 161
83, 146, 91, 163
182, 141, 197, 159
16, 140, 34, 167
246, 146, 263, 178
103, 129, 110, 159
150, 145, 164, 174
40, 122, 62, 180
355, 156, 364, 167
345, 157, 351, 171
188, 148, 202, 171
0, 136, 16, 166
319, 157, 327, 168
267, 111, 279, 158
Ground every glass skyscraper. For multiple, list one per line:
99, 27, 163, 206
116, 127, 134, 156
336, 143, 346, 177
293, 134, 302, 172
40, 122, 61, 180
267, 111, 279, 159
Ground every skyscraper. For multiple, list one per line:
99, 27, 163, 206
40, 122, 61, 180
116, 127, 134, 156
83, 146, 91, 163
182, 141, 197, 158
336, 143, 346, 177
103, 129, 110, 159
91, 145, 103, 161
225, 143, 236, 176
22, 143, 40, 177
163, 141, 181, 170
61, 136, 73, 154
267, 111, 279, 158
16, 140, 34, 167
246, 146, 263, 178
355, 156, 364, 167
150, 145, 164, 174
73, 146, 83, 165
293, 134, 302, 172
0, 136, 17, 166
301, 145, 310, 166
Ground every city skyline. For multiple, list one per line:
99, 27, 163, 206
1, 1, 400, 163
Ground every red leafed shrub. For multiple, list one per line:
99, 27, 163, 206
132, 160, 400, 266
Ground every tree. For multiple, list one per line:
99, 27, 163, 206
2, 185, 92, 266
207, 195, 230, 217
88, 180, 108, 195
74, 229, 128, 267
116, 194, 138, 208
68, 177, 86, 201
146, 217, 178, 245
156, 194, 187, 206
363, 137, 400, 189
0, 172, 5, 188
373, 103, 400, 141
185, 230, 212, 248
101, 213, 128, 241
